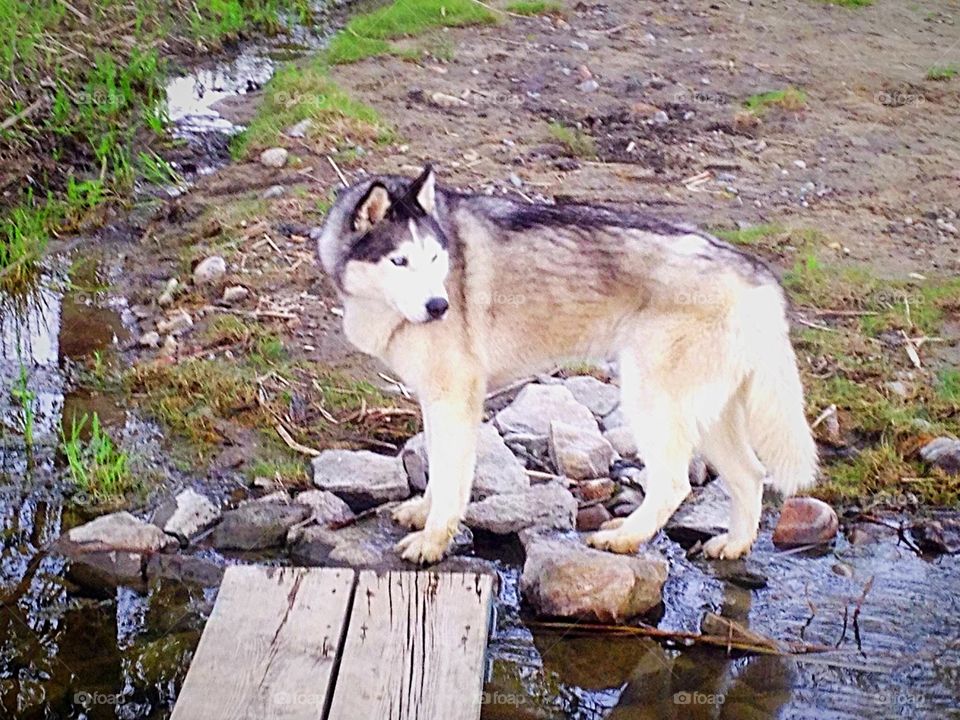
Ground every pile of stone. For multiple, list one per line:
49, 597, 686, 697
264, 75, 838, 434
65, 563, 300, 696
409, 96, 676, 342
56, 374, 843, 621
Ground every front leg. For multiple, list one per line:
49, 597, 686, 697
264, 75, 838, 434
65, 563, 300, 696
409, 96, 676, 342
396, 383, 483, 564
393, 403, 433, 530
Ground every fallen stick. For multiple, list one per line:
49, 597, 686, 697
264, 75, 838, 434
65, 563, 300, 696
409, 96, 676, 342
275, 423, 320, 457
0, 98, 45, 132
527, 618, 834, 656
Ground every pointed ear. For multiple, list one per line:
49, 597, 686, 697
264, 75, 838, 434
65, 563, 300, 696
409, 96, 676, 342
407, 164, 436, 215
352, 182, 391, 232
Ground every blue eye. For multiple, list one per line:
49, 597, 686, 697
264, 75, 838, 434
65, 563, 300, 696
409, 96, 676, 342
391, 256, 408, 267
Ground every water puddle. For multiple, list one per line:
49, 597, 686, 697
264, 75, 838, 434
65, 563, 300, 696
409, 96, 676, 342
483, 532, 960, 718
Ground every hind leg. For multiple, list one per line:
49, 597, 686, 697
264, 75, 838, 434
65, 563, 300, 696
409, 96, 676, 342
588, 355, 694, 554
700, 402, 766, 560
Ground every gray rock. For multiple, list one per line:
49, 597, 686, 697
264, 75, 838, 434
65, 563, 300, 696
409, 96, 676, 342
293, 489, 355, 527
603, 426, 637, 458
261, 184, 286, 199
401, 424, 529, 498
910, 515, 960, 554
152, 489, 221, 544
138, 331, 160, 348
60, 512, 177, 555
920, 437, 960, 475
57, 512, 176, 592
549, 420, 614, 480
495, 384, 598, 437
259, 147, 288, 168
563, 376, 619, 416
145, 553, 225, 587
665, 479, 730, 545
285, 119, 312, 138
430, 91, 470, 108
503, 432, 551, 469
601, 406, 626, 430
577, 504, 611, 531
311, 450, 410, 509
156, 309, 193, 336
464, 482, 577, 534
157, 278, 178, 307
289, 512, 472, 568
578, 79, 600, 93
211, 503, 309, 550
520, 530, 668, 621
192, 255, 227, 285
221, 285, 249, 304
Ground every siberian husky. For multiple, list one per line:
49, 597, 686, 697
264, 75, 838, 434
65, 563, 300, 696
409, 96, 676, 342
315, 166, 817, 564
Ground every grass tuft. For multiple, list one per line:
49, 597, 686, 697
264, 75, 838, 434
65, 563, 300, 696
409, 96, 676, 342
926, 65, 958, 81
324, 0, 497, 65
712, 223, 784, 246
743, 87, 807, 114
61, 413, 134, 502
507, 1, 566, 16
547, 122, 596, 158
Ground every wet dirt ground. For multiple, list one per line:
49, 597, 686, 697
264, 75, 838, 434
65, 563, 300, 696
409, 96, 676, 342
2, 1, 960, 718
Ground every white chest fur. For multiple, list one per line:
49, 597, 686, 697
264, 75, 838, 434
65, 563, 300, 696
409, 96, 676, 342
341, 297, 403, 358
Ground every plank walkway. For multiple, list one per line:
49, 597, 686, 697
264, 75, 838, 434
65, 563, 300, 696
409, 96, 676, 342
170, 566, 495, 720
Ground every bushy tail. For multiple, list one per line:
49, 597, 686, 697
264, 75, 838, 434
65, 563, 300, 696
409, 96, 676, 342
736, 286, 818, 496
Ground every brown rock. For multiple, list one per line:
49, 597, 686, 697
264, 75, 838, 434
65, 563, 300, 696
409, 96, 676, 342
576, 505, 611, 531
520, 530, 667, 621
575, 478, 615, 503
772, 497, 838, 548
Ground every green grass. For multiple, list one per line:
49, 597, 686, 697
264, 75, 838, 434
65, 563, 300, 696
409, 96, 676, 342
0, 0, 314, 289
937, 369, 960, 404
323, 0, 497, 65
507, 1, 566, 15
712, 223, 784, 245
231, 59, 392, 156
926, 65, 958, 81
547, 122, 596, 158
61, 413, 134, 502
743, 87, 807, 114
10, 364, 35, 450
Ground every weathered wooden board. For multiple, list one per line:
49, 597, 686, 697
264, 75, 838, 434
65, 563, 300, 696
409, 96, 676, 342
326, 570, 494, 720
170, 566, 354, 720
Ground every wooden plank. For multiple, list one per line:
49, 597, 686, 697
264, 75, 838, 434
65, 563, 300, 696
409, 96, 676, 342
171, 566, 355, 720
327, 571, 494, 720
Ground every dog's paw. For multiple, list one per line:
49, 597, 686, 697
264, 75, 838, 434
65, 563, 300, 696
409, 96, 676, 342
599, 517, 626, 531
395, 528, 450, 565
587, 528, 647, 554
702, 533, 754, 560
392, 496, 430, 530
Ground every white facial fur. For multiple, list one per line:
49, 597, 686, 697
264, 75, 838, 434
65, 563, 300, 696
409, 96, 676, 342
342, 219, 450, 324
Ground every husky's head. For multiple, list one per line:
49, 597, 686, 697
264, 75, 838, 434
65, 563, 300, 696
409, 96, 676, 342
320, 166, 451, 324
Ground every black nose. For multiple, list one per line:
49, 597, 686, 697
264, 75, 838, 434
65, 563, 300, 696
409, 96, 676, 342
425, 297, 448, 320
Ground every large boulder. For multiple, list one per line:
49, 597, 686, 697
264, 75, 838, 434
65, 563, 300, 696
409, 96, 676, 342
520, 530, 668, 621
563, 376, 620, 417
401, 423, 529, 498
772, 497, 838, 548
57, 512, 177, 592
311, 449, 410, 509
152, 489, 221, 545
920, 437, 960, 475
211, 503, 309, 551
549, 420, 615, 480
464, 482, 577, 534
494, 384, 598, 436
61, 512, 177, 554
